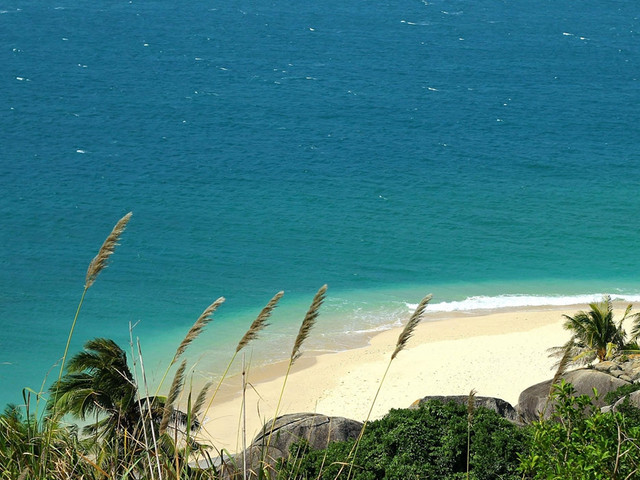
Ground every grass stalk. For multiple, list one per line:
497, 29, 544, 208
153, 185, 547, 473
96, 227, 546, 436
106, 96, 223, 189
200, 291, 283, 434
160, 360, 187, 435
542, 343, 573, 420
58, 212, 133, 384
45, 213, 131, 475
128, 323, 156, 480
466, 388, 477, 480
340, 293, 432, 480
58, 287, 88, 384
154, 297, 225, 399
263, 285, 327, 468
242, 352, 248, 480
137, 339, 163, 480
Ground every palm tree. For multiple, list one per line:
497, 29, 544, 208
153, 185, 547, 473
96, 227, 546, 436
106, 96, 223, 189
48, 338, 140, 440
551, 295, 639, 366
48, 337, 197, 435
48, 338, 203, 476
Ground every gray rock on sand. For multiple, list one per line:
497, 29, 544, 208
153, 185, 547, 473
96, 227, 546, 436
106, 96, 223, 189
516, 368, 630, 423
410, 395, 520, 424
241, 413, 363, 478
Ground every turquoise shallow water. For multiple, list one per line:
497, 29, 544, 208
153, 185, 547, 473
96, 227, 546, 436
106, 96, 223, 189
1, 0, 639, 407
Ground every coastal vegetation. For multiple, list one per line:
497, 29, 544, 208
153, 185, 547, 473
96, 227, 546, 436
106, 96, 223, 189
3, 213, 640, 479
276, 400, 529, 479
550, 295, 640, 369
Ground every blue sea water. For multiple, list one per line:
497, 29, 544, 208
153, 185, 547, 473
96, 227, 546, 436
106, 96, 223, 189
1, 0, 639, 408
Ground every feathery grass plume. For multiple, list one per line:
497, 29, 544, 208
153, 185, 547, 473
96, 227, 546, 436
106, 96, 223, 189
152, 299, 225, 411
466, 389, 477, 480
542, 342, 574, 419
467, 388, 477, 421
172, 297, 226, 366
263, 285, 328, 466
160, 360, 187, 435
59, 212, 133, 384
85, 212, 133, 289
200, 292, 282, 434
46, 213, 133, 473
154, 297, 225, 402
291, 284, 327, 364
343, 292, 433, 480
191, 382, 211, 423
236, 291, 284, 353
392, 293, 433, 360
550, 343, 573, 390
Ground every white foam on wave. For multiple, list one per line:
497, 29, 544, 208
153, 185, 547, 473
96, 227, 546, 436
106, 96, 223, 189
406, 293, 640, 313
343, 323, 402, 336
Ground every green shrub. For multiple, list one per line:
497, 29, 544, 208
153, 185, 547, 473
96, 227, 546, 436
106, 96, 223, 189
520, 380, 640, 480
603, 382, 640, 405
277, 400, 529, 480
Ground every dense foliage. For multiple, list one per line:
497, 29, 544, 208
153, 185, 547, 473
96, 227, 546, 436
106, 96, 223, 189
603, 382, 640, 405
520, 381, 640, 480
277, 400, 529, 480
5, 379, 640, 479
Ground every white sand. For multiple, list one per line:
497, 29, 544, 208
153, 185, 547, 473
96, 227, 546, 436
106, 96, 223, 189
197, 307, 577, 453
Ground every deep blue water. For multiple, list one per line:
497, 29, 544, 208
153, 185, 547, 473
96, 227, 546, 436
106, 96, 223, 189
1, 0, 639, 408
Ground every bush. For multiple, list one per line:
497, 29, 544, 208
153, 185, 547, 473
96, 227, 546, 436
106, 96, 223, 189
277, 400, 529, 479
603, 382, 640, 405
520, 380, 640, 479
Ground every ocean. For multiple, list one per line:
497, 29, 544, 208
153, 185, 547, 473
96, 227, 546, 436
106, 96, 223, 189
1, 0, 639, 408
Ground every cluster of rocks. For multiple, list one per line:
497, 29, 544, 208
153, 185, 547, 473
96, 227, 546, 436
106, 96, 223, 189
592, 355, 640, 383
200, 358, 640, 478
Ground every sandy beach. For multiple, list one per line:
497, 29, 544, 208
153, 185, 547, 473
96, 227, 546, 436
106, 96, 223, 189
197, 306, 588, 453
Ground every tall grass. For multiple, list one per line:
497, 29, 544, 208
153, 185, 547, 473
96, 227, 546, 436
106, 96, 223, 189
4, 215, 445, 480
59, 211, 132, 384
259, 284, 327, 477
340, 293, 432, 480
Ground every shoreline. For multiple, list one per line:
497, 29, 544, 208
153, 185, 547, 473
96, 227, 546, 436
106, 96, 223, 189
195, 304, 597, 453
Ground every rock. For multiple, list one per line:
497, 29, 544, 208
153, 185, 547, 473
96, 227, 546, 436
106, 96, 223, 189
241, 413, 363, 478
613, 390, 640, 410
594, 361, 618, 372
516, 368, 630, 423
409, 395, 520, 424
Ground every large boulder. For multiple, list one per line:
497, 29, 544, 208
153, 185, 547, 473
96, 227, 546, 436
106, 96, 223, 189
516, 368, 629, 423
410, 395, 520, 424
242, 413, 363, 478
